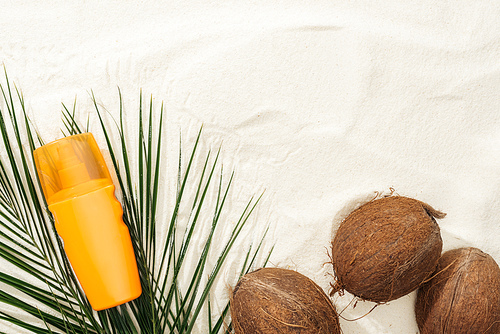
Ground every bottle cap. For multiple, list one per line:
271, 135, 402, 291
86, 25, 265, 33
33, 133, 113, 205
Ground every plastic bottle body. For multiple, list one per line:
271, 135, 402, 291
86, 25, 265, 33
49, 181, 141, 310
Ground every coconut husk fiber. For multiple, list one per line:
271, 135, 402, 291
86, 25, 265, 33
331, 196, 444, 302
415, 247, 500, 334
230, 268, 341, 334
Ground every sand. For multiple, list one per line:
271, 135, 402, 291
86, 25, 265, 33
1, 1, 499, 333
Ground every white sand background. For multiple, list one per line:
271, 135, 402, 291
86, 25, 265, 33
1, 1, 500, 333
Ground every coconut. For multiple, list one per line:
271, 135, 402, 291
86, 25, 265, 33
415, 247, 500, 334
331, 195, 445, 302
230, 268, 341, 334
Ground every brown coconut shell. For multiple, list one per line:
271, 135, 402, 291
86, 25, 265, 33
415, 247, 500, 334
230, 268, 341, 334
331, 195, 444, 302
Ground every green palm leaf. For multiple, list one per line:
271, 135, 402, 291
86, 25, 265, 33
0, 68, 272, 334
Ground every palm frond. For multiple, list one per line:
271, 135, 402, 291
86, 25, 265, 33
0, 69, 273, 334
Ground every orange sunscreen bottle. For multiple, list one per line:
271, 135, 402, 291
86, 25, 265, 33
33, 133, 142, 311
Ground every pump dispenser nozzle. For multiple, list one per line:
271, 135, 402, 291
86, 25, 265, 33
56, 141, 91, 188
